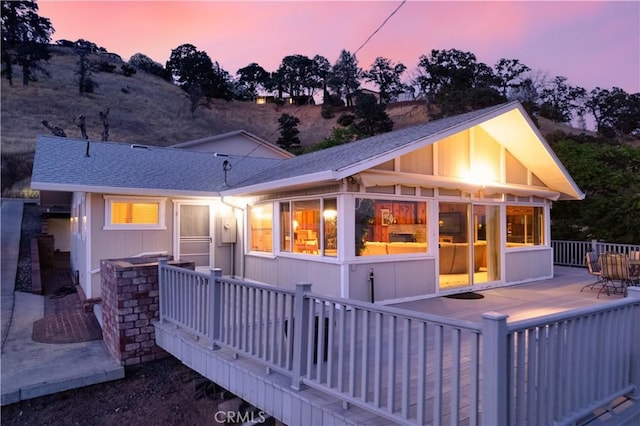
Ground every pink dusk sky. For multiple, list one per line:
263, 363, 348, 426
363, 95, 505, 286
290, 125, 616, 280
38, 1, 639, 94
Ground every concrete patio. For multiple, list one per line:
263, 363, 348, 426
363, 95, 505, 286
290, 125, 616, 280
1, 199, 123, 406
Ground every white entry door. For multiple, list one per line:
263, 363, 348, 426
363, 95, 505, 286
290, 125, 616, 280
176, 203, 212, 268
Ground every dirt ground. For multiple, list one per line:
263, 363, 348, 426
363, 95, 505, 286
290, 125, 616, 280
1, 204, 237, 426
1, 356, 231, 426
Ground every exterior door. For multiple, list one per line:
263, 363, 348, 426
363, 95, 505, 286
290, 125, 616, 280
438, 203, 501, 290
438, 203, 471, 290
472, 205, 501, 285
176, 203, 212, 268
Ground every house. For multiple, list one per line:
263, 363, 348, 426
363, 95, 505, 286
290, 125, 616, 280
30, 101, 584, 304
168, 130, 293, 159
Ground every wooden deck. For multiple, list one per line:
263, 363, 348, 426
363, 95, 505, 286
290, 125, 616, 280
154, 266, 639, 425
392, 266, 622, 323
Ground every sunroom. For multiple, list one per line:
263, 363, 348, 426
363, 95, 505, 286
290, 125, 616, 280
229, 102, 583, 303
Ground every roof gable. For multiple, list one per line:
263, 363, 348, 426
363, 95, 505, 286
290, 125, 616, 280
170, 130, 293, 159
224, 102, 584, 200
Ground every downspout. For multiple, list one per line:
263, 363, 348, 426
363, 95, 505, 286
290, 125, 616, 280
220, 196, 245, 279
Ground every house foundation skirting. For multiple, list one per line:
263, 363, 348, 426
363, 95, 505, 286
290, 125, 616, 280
154, 322, 389, 426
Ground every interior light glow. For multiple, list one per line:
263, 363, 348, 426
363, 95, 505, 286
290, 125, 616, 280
323, 209, 337, 220
464, 162, 495, 187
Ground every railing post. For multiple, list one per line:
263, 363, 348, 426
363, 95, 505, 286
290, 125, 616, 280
291, 282, 312, 391
627, 286, 640, 398
209, 268, 223, 350
482, 311, 509, 426
158, 258, 168, 323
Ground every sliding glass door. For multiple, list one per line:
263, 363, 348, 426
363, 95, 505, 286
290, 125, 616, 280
438, 203, 501, 290
473, 205, 501, 284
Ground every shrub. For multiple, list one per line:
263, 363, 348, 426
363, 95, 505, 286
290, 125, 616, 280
121, 64, 136, 77
97, 61, 116, 73
336, 113, 355, 127
320, 102, 334, 119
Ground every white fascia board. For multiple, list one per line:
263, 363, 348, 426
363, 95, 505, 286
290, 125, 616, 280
221, 170, 338, 196
480, 105, 585, 200
31, 182, 220, 198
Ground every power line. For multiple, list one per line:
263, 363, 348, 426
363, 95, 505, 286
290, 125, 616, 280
353, 0, 407, 57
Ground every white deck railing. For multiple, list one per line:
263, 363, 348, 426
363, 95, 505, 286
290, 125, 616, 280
551, 240, 640, 267
487, 294, 640, 425
157, 260, 640, 426
297, 291, 482, 425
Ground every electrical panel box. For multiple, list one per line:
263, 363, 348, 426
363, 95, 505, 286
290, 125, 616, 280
220, 216, 237, 243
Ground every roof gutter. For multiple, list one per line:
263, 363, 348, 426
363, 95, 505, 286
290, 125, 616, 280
30, 181, 220, 198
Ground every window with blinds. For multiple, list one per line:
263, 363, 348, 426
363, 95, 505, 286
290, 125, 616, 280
111, 202, 159, 224
104, 196, 166, 230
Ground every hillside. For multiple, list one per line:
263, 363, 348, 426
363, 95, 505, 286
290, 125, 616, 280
0, 45, 608, 194
1, 46, 433, 154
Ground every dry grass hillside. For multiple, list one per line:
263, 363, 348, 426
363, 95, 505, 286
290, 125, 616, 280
1, 46, 431, 156
1, 45, 610, 193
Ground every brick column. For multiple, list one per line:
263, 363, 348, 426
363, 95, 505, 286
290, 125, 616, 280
101, 257, 195, 366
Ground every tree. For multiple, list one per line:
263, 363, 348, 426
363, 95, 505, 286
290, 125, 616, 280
364, 57, 407, 103
236, 62, 270, 101
549, 134, 640, 244
351, 93, 393, 137
274, 54, 320, 102
208, 61, 234, 101
539, 76, 586, 123
129, 53, 168, 79
414, 48, 503, 116
494, 58, 531, 98
1, 0, 54, 85
312, 54, 331, 103
276, 113, 301, 153
586, 87, 640, 137
306, 127, 358, 152
76, 45, 95, 95
509, 70, 549, 120
166, 44, 213, 86
328, 50, 361, 106
166, 44, 233, 113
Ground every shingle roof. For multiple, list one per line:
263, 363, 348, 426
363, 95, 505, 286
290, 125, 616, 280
31, 136, 283, 195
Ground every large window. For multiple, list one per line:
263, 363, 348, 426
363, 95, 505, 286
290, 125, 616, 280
506, 205, 544, 246
249, 203, 273, 252
104, 196, 166, 230
280, 198, 337, 257
355, 198, 428, 256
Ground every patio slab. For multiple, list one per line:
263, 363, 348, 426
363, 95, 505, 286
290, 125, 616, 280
0, 292, 124, 406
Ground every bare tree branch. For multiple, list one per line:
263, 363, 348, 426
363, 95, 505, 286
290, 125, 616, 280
41, 120, 66, 137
